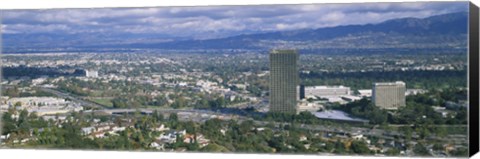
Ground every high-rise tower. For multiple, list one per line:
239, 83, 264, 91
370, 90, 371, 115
269, 49, 299, 113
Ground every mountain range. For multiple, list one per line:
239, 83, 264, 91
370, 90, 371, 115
2, 12, 468, 53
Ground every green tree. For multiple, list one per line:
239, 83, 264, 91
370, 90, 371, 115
169, 113, 178, 122
450, 147, 468, 157
14, 102, 22, 107
413, 143, 430, 156
1, 112, 17, 135
200, 143, 230, 152
111, 98, 128, 108
350, 140, 371, 154
385, 148, 400, 156
152, 110, 164, 122
333, 140, 346, 154
432, 143, 443, 151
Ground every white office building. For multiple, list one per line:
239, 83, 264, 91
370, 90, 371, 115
372, 81, 406, 110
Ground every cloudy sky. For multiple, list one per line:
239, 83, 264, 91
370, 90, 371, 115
0, 1, 469, 40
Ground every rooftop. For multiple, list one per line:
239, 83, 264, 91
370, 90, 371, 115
271, 49, 297, 54
373, 81, 405, 86
306, 85, 349, 89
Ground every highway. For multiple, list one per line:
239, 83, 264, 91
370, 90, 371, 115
38, 86, 467, 144
94, 107, 467, 144
38, 86, 109, 110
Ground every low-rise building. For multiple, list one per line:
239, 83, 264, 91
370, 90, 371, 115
85, 70, 99, 78
81, 127, 95, 135
297, 101, 323, 112
304, 85, 351, 98
153, 124, 169, 132
358, 89, 372, 97
112, 126, 126, 132
405, 89, 427, 96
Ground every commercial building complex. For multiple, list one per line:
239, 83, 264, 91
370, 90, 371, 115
304, 85, 351, 98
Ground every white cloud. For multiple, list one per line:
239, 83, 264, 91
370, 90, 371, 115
1, 24, 16, 34
275, 22, 309, 30
3, 24, 71, 33
0, 2, 468, 38
321, 12, 346, 22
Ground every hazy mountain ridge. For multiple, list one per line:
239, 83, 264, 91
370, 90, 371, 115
119, 12, 467, 50
2, 12, 468, 52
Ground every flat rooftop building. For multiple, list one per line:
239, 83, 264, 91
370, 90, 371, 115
358, 89, 372, 97
86, 70, 99, 78
304, 85, 351, 98
372, 81, 406, 110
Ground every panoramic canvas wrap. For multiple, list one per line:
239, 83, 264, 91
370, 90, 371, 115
0, 1, 478, 157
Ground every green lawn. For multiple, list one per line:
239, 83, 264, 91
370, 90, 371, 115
89, 98, 114, 107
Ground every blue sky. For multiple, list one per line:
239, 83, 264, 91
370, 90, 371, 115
1, 2, 468, 40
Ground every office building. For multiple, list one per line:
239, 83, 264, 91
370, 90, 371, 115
372, 81, 406, 110
304, 85, 351, 98
269, 49, 299, 113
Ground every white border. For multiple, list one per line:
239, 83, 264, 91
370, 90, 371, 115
0, 0, 473, 9
0, 0, 479, 159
